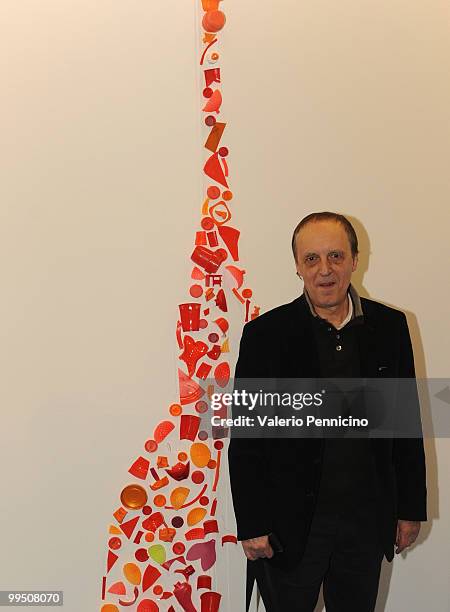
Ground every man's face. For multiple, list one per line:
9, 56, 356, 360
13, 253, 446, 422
294, 220, 358, 311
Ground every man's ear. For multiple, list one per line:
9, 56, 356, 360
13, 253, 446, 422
352, 254, 359, 272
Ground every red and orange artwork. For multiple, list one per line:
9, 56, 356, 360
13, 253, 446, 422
100, 2, 260, 611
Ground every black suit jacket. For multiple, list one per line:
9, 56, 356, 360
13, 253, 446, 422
228, 293, 427, 568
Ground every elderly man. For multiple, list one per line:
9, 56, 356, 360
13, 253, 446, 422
228, 212, 427, 612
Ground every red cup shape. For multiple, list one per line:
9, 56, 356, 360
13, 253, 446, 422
200, 591, 222, 612
179, 303, 201, 332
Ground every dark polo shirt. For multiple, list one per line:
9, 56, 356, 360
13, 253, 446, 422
304, 284, 377, 513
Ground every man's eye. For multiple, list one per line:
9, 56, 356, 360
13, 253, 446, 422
306, 256, 317, 263
329, 252, 343, 259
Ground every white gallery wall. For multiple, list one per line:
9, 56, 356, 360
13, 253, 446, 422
0, 1, 449, 610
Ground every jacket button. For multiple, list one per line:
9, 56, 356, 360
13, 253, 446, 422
336, 345, 342, 351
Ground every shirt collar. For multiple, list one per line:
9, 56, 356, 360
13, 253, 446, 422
303, 283, 364, 328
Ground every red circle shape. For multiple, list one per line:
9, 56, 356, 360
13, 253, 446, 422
192, 470, 205, 484
201, 217, 215, 230
207, 186, 221, 199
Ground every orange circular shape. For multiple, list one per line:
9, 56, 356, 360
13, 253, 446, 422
169, 403, 182, 417
211, 52, 219, 60
144, 532, 155, 543
222, 190, 233, 201
178, 452, 188, 462
101, 605, 119, 612
202, 9, 226, 33
153, 494, 166, 507
207, 459, 217, 469
153, 585, 163, 596
242, 288, 253, 299
190, 284, 203, 298
120, 484, 148, 510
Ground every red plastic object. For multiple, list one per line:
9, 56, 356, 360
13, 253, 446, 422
186, 539, 216, 571
202, 10, 226, 33
209, 200, 231, 225
107, 551, 119, 573
179, 336, 208, 377
204, 122, 226, 153
128, 456, 150, 480
214, 288, 227, 312
113, 507, 127, 523
107, 581, 126, 595
178, 369, 205, 405
180, 415, 201, 441
137, 600, 159, 612
206, 186, 220, 199
204, 520, 219, 536
195, 230, 207, 245
204, 68, 221, 87
142, 512, 164, 532
142, 564, 162, 593
120, 516, 140, 539
185, 527, 205, 540
225, 264, 245, 288
196, 362, 212, 380
207, 345, 221, 360
166, 461, 190, 481
191, 245, 224, 274
191, 266, 205, 280
214, 317, 229, 334
203, 152, 228, 187
133, 530, 144, 544
222, 534, 238, 544
135, 548, 149, 562
197, 575, 212, 590
119, 586, 139, 607
108, 537, 121, 550
173, 582, 197, 612
217, 225, 240, 260
207, 231, 218, 247
179, 303, 201, 332
153, 421, 175, 444
201, 591, 222, 612
202, 89, 222, 113
159, 527, 176, 542
214, 361, 230, 387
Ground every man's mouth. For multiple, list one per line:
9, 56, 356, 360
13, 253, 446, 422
318, 281, 336, 288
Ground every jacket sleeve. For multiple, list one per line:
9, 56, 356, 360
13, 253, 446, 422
392, 312, 427, 521
227, 321, 273, 540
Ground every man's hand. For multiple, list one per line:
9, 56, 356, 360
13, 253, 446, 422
395, 520, 421, 554
242, 535, 274, 561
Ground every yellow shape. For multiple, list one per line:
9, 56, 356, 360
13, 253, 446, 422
123, 562, 141, 585
221, 338, 229, 353
187, 507, 207, 526
101, 605, 119, 612
190, 442, 211, 468
170, 487, 190, 509
108, 525, 122, 534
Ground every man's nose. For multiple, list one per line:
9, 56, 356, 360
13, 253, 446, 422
318, 258, 332, 275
